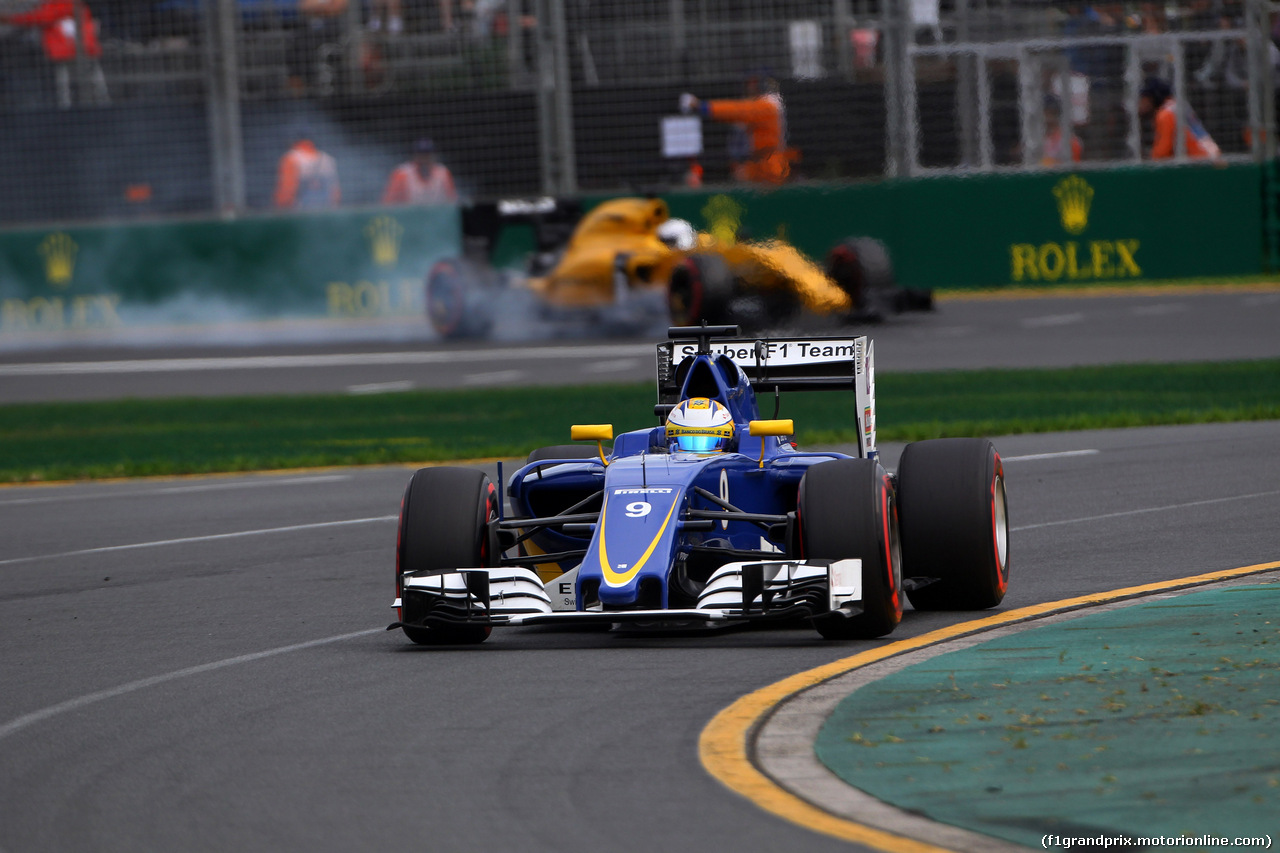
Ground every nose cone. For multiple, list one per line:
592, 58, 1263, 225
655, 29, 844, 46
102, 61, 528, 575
584, 485, 683, 608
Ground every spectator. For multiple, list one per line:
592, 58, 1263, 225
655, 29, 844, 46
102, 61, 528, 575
1135, 1, 1174, 80
1062, 4, 1129, 158
289, 0, 346, 95
1, 0, 108, 108
1192, 2, 1244, 87
679, 76, 797, 185
274, 127, 341, 209
1139, 76, 1221, 160
368, 0, 402, 34
382, 137, 458, 205
438, 0, 455, 32
1042, 96, 1083, 165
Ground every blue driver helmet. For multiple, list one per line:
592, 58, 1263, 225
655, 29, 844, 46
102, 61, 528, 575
666, 397, 735, 454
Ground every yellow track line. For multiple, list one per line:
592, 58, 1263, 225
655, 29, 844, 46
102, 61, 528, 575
699, 559, 1280, 852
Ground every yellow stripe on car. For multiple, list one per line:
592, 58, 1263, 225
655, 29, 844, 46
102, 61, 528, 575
600, 498, 679, 587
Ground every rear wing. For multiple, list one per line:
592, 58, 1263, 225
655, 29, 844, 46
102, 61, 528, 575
459, 197, 582, 262
656, 327, 877, 457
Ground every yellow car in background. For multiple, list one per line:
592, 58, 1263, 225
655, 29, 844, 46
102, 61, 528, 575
425, 196, 928, 339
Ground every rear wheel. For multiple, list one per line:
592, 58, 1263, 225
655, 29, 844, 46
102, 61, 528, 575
396, 467, 498, 644
799, 459, 902, 640
898, 438, 1009, 610
668, 253, 735, 326
826, 236, 895, 321
426, 258, 494, 339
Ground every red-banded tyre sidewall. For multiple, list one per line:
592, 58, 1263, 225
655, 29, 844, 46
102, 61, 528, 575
799, 459, 902, 640
825, 236, 895, 318
397, 466, 497, 644
426, 259, 493, 339
898, 438, 1009, 610
668, 253, 733, 326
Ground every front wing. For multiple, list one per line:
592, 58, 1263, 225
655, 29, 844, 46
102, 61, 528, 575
390, 559, 864, 630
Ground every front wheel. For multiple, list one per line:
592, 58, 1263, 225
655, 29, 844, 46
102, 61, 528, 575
898, 438, 1009, 610
396, 466, 498, 644
798, 459, 902, 640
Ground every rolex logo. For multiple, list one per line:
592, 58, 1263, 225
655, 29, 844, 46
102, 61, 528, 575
366, 216, 403, 267
1053, 175, 1093, 235
701, 194, 743, 246
39, 232, 78, 287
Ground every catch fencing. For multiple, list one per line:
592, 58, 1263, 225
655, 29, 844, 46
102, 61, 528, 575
0, 0, 1276, 226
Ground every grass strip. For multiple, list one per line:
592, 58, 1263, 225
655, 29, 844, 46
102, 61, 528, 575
2, 359, 1279, 483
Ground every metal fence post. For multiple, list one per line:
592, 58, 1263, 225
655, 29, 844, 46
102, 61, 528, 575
955, 0, 979, 168
882, 0, 907, 177
1017, 45, 1036, 168
1172, 39, 1187, 161
345, 0, 366, 95
1246, 0, 1277, 162
535, 0, 557, 193
671, 0, 687, 80
71, 0, 90, 107
534, 0, 576, 195
550, 0, 577, 194
1249, 0, 1280, 270
1124, 42, 1142, 161
832, 0, 852, 80
203, 0, 245, 215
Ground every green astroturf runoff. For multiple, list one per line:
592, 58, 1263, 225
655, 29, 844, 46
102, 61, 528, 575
815, 583, 1280, 849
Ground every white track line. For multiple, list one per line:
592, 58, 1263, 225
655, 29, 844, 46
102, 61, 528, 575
583, 359, 641, 373
1012, 489, 1280, 532
0, 515, 397, 567
0, 475, 351, 507
464, 369, 524, 385
1020, 312, 1084, 328
0, 344, 655, 376
0, 628, 384, 743
347, 380, 414, 395
1130, 302, 1186, 316
1002, 449, 1100, 462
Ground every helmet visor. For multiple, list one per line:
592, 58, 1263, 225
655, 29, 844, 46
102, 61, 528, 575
675, 434, 726, 453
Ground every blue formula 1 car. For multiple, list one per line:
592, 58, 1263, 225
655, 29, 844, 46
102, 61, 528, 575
389, 325, 1009, 644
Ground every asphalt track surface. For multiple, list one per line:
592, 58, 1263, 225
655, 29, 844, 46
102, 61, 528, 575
2, 286, 1280, 402
2, 420, 1279, 853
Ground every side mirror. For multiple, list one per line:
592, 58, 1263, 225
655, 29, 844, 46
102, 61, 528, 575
571, 424, 613, 442
748, 419, 794, 437
748, 419, 794, 467
571, 424, 613, 466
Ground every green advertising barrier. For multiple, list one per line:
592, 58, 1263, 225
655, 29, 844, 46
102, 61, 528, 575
0, 206, 460, 337
593, 163, 1263, 290
0, 164, 1261, 342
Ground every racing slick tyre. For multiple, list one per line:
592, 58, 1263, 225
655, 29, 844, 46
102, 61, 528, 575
798, 459, 903, 640
667, 253, 735, 326
426, 258, 495, 339
825, 236, 896, 321
396, 467, 499, 644
897, 438, 1009, 611
527, 445, 601, 464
